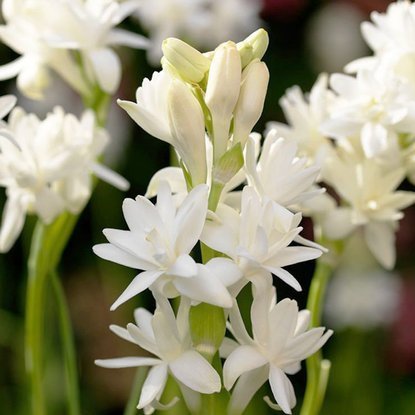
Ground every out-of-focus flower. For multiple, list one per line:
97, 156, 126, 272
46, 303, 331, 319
0, 0, 148, 98
134, 0, 262, 65
305, 1, 367, 73
320, 156, 415, 269
96, 298, 221, 414
325, 266, 401, 330
223, 283, 332, 414
201, 186, 322, 291
93, 182, 239, 310
0, 105, 127, 252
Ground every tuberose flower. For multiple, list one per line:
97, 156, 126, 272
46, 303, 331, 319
96, 297, 221, 414
223, 282, 332, 414
93, 182, 239, 310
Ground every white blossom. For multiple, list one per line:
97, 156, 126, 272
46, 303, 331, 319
0, 0, 148, 97
96, 297, 221, 414
93, 182, 239, 310
223, 281, 332, 414
245, 131, 323, 208
320, 155, 415, 269
201, 186, 322, 292
267, 73, 333, 164
0, 106, 127, 252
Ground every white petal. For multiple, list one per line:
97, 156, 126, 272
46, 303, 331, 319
86, 48, 121, 93
169, 350, 221, 394
173, 184, 208, 254
109, 324, 134, 343
111, 270, 164, 310
93, 243, 153, 270
122, 196, 161, 233
107, 28, 150, 49
0, 57, 25, 81
138, 364, 169, 409
95, 356, 162, 368
145, 167, 186, 199
205, 258, 242, 287
91, 162, 129, 190
228, 366, 269, 415
361, 123, 388, 158
364, 221, 396, 269
269, 366, 296, 414
173, 264, 233, 308
0, 193, 26, 252
223, 345, 268, 390
0, 95, 16, 119
167, 254, 198, 278
262, 265, 302, 292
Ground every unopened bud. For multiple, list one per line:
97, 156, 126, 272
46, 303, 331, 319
233, 60, 269, 147
205, 41, 241, 161
167, 80, 207, 185
237, 28, 269, 68
162, 38, 211, 84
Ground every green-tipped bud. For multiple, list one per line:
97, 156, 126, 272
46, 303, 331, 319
205, 41, 242, 161
237, 28, 269, 68
233, 60, 269, 147
213, 143, 244, 185
162, 38, 211, 83
167, 80, 207, 186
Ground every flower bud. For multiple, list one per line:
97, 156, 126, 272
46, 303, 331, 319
162, 38, 211, 84
233, 60, 269, 147
205, 41, 241, 161
167, 80, 207, 185
237, 28, 269, 68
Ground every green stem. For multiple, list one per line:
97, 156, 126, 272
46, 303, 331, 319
50, 270, 81, 415
124, 368, 148, 415
300, 259, 334, 415
25, 213, 79, 415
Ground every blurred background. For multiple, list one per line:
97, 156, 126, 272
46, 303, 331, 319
0, 0, 414, 414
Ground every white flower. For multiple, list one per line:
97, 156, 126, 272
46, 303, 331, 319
321, 70, 415, 158
245, 131, 323, 208
93, 182, 238, 310
267, 73, 333, 164
0, 0, 148, 97
118, 70, 207, 185
325, 266, 400, 330
96, 297, 221, 414
321, 155, 415, 269
0, 106, 127, 252
201, 186, 323, 291
346, 1, 415, 84
223, 282, 332, 414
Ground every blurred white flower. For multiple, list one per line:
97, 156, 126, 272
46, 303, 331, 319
321, 156, 415, 269
0, 0, 148, 97
201, 186, 322, 291
245, 131, 323, 208
223, 282, 332, 414
96, 298, 221, 414
346, 0, 415, 85
93, 182, 238, 310
0, 105, 127, 252
134, 0, 262, 65
325, 267, 401, 330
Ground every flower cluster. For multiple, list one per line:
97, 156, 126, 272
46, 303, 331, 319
268, 0, 415, 269
0, 0, 148, 98
0, 102, 128, 252
95, 30, 332, 414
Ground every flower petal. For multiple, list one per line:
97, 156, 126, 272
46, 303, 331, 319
269, 365, 296, 414
95, 356, 162, 369
138, 364, 169, 409
169, 350, 221, 394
